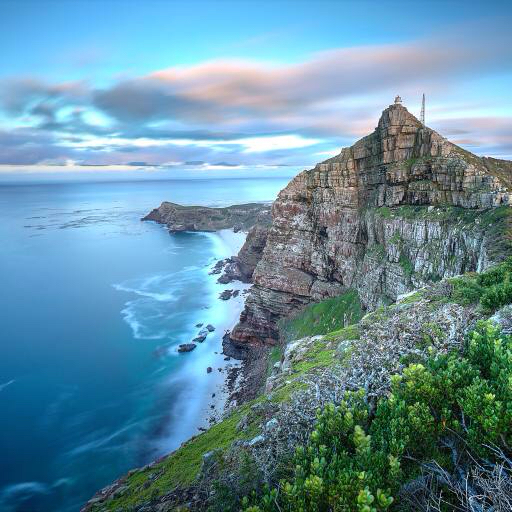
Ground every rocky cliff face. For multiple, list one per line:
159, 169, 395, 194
219, 224, 269, 283
230, 103, 512, 347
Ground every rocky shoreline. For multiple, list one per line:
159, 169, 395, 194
142, 201, 272, 233
142, 207, 273, 423
83, 101, 512, 511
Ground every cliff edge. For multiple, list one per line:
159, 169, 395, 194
229, 102, 512, 348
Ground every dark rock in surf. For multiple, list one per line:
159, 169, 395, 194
178, 343, 196, 353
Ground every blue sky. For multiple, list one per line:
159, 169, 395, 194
1, 0, 511, 179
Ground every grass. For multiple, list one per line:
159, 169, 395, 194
292, 339, 336, 374
278, 289, 363, 343
323, 323, 360, 342
266, 345, 285, 378
397, 290, 423, 305
94, 400, 264, 511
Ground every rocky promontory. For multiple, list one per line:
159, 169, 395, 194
143, 202, 272, 284
143, 202, 272, 232
85, 100, 512, 512
229, 101, 512, 349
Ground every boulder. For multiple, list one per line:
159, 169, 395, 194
178, 343, 196, 353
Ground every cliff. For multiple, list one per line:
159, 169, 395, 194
83, 260, 512, 511
84, 102, 512, 511
229, 102, 512, 348
218, 224, 269, 283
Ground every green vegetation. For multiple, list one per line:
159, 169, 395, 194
323, 323, 360, 342
396, 290, 422, 305
266, 345, 284, 377
388, 232, 402, 245
367, 243, 386, 261
244, 320, 512, 511
398, 253, 414, 277
402, 156, 420, 169
451, 256, 512, 312
96, 253, 512, 511
278, 289, 363, 343
291, 339, 336, 374
482, 156, 512, 190
92, 399, 265, 511
372, 203, 510, 226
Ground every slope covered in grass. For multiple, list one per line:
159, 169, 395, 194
278, 289, 363, 343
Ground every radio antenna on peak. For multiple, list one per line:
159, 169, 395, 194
420, 93, 425, 126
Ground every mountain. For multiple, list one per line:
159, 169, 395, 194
228, 101, 512, 350
84, 101, 512, 512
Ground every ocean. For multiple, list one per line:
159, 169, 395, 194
0, 177, 290, 512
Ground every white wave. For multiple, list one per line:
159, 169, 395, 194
0, 478, 73, 511
113, 283, 177, 302
0, 481, 50, 512
67, 420, 143, 457
113, 267, 206, 339
0, 379, 15, 392
120, 302, 169, 340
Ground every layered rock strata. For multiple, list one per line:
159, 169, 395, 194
229, 103, 512, 348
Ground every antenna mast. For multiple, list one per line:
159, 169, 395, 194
420, 93, 425, 126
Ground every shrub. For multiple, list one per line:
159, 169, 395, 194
451, 256, 512, 312
244, 321, 512, 511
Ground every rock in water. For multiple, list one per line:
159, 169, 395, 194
177, 343, 196, 353
229, 101, 512, 349
206, 324, 215, 332
219, 290, 234, 300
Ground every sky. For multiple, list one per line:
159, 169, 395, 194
0, 0, 511, 180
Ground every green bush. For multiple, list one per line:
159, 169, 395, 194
244, 320, 512, 511
451, 256, 512, 312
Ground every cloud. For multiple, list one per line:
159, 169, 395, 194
87, 26, 511, 134
0, 78, 88, 116
0, 22, 511, 167
431, 116, 512, 159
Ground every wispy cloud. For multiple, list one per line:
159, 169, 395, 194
0, 22, 511, 168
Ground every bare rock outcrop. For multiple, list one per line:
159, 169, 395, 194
229, 102, 512, 349
219, 224, 269, 283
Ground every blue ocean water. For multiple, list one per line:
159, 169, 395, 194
0, 177, 290, 512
